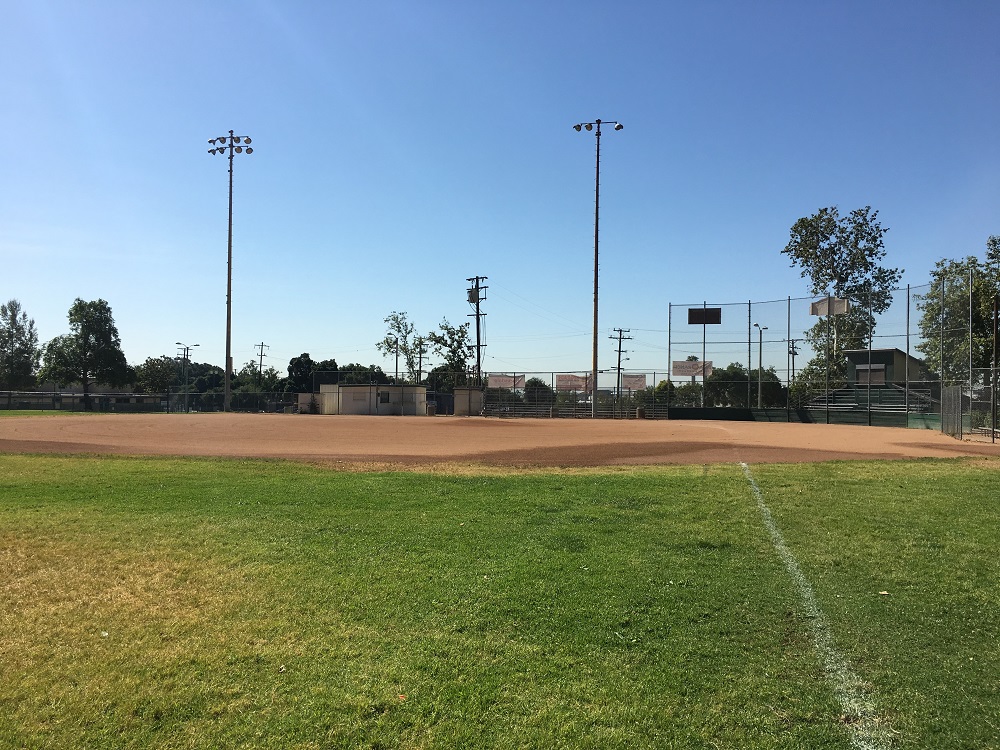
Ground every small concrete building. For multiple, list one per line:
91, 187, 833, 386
843, 348, 929, 387
453, 387, 484, 416
299, 384, 428, 415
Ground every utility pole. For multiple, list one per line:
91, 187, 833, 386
467, 276, 488, 386
788, 338, 800, 382
415, 336, 428, 383
610, 328, 632, 417
254, 342, 269, 388
175, 342, 199, 413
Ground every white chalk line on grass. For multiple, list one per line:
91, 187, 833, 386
739, 462, 896, 750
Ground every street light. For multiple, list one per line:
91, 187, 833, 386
574, 118, 623, 418
175, 342, 199, 413
207, 130, 254, 412
754, 323, 768, 409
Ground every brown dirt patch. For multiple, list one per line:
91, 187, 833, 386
2, 413, 998, 469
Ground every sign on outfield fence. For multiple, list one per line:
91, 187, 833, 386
556, 374, 591, 392
621, 374, 647, 391
672, 360, 713, 378
487, 374, 526, 389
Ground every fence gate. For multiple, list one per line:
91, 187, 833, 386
941, 385, 963, 439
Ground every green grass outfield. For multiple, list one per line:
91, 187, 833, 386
0, 454, 996, 749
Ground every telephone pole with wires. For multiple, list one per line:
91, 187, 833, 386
467, 276, 488, 386
610, 328, 632, 408
788, 338, 800, 383
254, 342, 269, 388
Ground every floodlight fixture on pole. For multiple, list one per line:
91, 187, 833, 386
207, 130, 254, 412
754, 323, 768, 409
175, 342, 199, 413
573, 118, 623, 418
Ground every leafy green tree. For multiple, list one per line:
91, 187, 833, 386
38, 299, 132, 408
425, 364, 464, 394
672, 380, 702, 407
916, 237, 1000, 384
310, 358, 340, 389
426, 319, 473, 384
0, 299, 40, 389
134, 356, 179, 394
338, 363, 389, 385
782, 206, 901, 381
234, 361, 282, 392
633, 380, 673, 410
523, 377, 556, 406
701, 362, 783, 408
188, 362, 224, 393
285, 353, 316, 392
376, 311, 419, 382
705, 363, 750, 407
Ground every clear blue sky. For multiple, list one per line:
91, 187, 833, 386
3, 1, 998, 381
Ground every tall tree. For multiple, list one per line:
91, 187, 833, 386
782, 206, 901, 381
285, 353, 317, 393
233, 361, 282, 392
376, 311, 418, 382
134, 355, 180, 394
426, 318, 473, 382
189, 362, 225, 394
916, 236, 1000, 384
38, 298, 132, 408
0, 299, 40, 389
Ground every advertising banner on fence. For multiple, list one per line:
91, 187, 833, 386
672, 360, 713, 378
621, 374, 647, 391
555, 374, 590, 392
487, 374, 526, 389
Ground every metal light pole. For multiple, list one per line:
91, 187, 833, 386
207, 131, 253, 412
175, 342, 199, 413
754, 323, 768, 409
574, 118, 623, 418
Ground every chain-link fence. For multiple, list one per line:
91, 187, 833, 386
661, 278, 999, 435
0, 390, 299, 414
5, 272, 998, 434
0, 391, 167, 412
167, 390, 299, 413
476, 372, 671, 419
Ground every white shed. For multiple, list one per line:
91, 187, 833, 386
300, 384, 428, 415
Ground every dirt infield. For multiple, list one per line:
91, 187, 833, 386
2, 413, 998, 468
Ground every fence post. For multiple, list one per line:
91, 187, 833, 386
747, 301, 752, 409
905, 284, 910, 419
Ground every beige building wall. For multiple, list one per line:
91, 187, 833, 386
300, 384, 428, 415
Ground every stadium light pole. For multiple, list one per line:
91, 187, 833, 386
207, 130, 253, 412
754, 323, 768, 409
175, 342, 199, 413
574, 118, 623, 418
